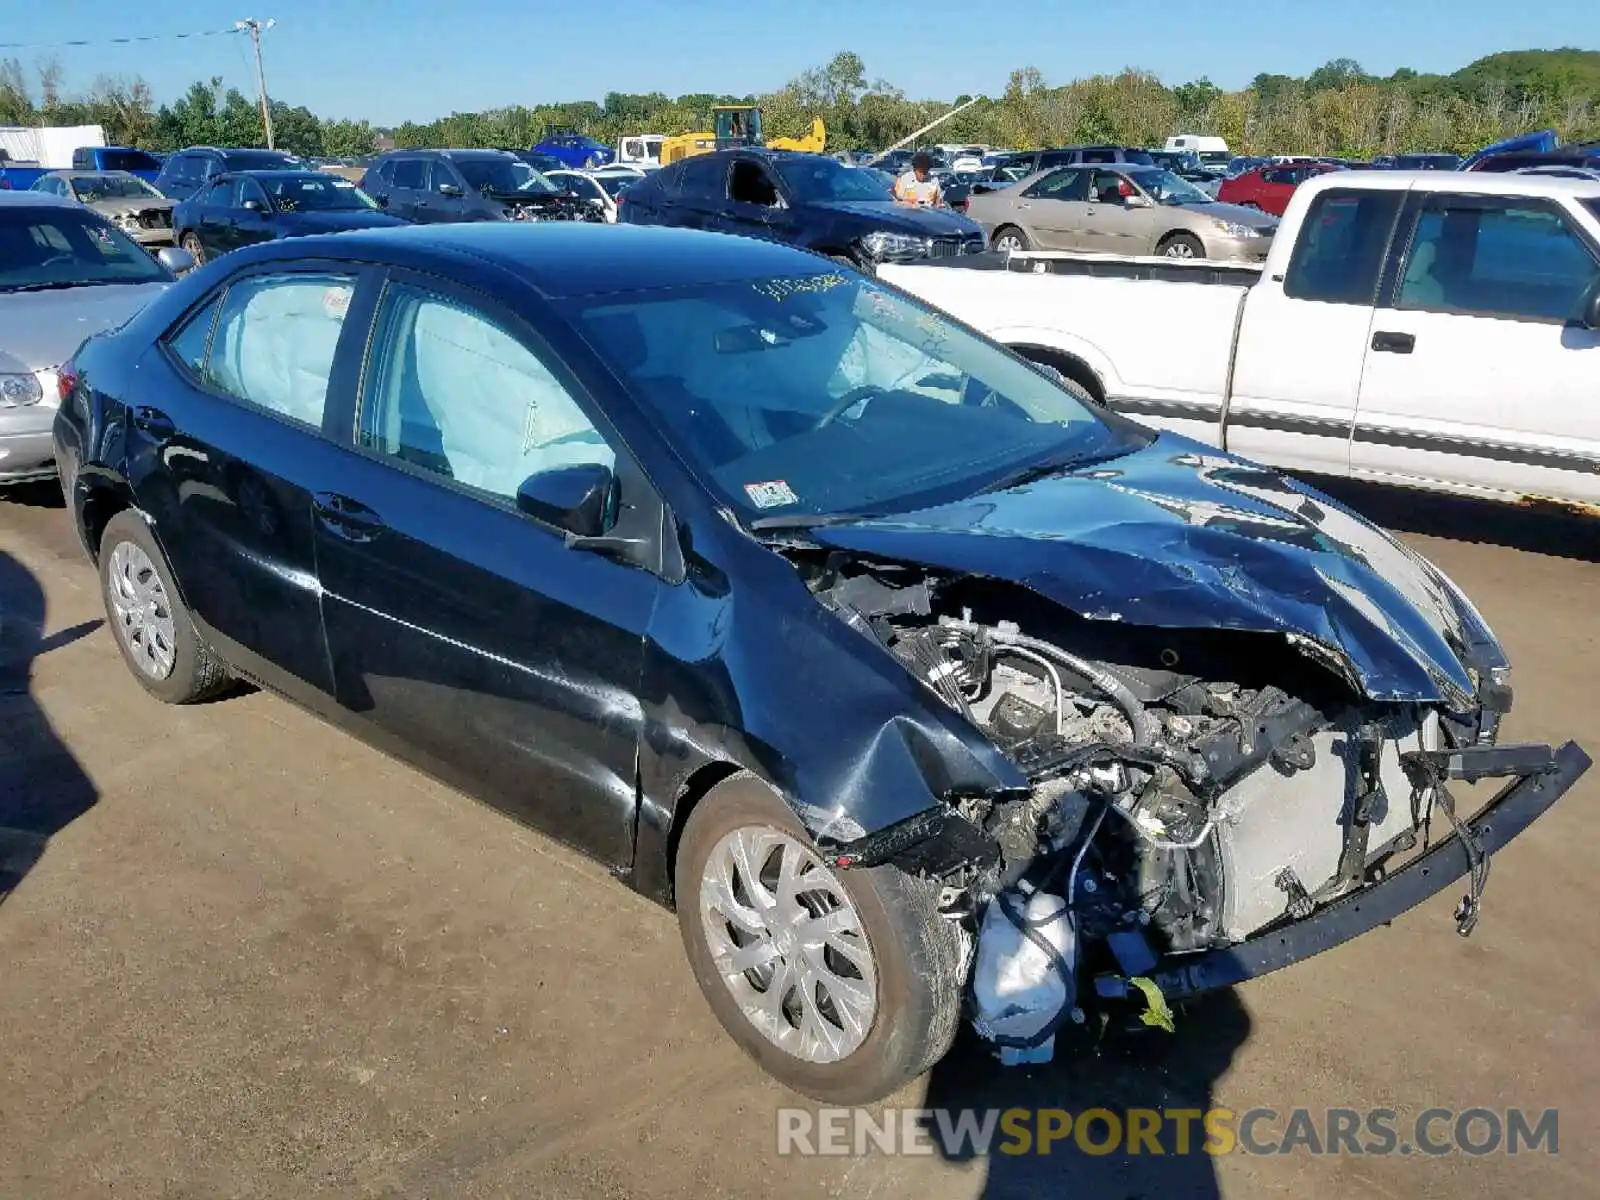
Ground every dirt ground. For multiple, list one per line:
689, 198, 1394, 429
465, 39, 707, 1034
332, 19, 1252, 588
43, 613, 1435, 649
1, 478, 1596, 1200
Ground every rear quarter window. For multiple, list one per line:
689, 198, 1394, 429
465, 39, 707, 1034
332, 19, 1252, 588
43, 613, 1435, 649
1283, 188, 1403, 305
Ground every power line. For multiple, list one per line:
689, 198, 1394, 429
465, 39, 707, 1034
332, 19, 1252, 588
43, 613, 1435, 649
0, 29, 243, 51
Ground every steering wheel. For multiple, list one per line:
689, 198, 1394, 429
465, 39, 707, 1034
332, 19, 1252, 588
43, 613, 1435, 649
812, 385, 886, 431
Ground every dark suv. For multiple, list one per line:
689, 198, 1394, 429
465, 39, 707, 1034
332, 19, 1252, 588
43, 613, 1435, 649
358, 149, 598, 224
990, 145, 1155, 179
154, 146, 304, 200
619, 149, 984, 268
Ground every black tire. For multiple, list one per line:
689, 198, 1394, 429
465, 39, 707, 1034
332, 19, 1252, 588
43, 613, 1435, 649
180, 232, 206, 265
1018, 351, 1104, 406
991, 224, 1031, 252
1158, 232, 1206, 259
98, 511, 230, 705
675, 774, 963, 1105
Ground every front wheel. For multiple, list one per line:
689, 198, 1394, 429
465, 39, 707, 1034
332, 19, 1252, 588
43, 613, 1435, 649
675, 774, 963, 1105
991, 225, 1030, 252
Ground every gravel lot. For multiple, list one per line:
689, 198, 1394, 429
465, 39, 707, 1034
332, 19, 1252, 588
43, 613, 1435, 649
2, 478, 1596, 1199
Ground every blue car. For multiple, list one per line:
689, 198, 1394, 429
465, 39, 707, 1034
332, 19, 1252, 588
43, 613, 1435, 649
171, 170, 407, 263
50, 223, 1587, 1104
531, 126, 614, 169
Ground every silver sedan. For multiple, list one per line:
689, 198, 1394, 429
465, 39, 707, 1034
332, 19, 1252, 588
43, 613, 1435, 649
0, 193, 190, 487
966, 164, 1279, 261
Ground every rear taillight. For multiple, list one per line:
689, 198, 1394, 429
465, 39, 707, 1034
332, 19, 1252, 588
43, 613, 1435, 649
58, 361, 78, 405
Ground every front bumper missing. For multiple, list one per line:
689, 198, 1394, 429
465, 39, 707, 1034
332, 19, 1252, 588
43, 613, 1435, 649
1124, 739, 1590, 1001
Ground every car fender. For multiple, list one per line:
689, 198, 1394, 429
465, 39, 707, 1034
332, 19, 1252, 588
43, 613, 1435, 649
983, 323, 1119, 397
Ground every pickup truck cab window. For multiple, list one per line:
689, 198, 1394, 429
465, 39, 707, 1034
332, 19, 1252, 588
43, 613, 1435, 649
1397, 198, 1600, 323
1283, 188, 1403, 304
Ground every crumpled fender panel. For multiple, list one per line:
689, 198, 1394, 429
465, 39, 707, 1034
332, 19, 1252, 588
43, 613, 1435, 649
629, 531, 1025, 904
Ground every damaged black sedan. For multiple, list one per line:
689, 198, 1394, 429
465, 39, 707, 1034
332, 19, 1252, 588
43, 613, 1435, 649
52, 224, 1589, 1105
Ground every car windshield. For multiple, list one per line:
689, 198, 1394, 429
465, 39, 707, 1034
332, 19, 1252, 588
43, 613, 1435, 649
262, 175, 376, 211
1127, 168, 1215, 204
0, 207, 169, 292
774, 158, 897, 202
223, 150, 301, 171
456, 158, 559, 194
572, 271, 1140, 523
71, 175, 161, 200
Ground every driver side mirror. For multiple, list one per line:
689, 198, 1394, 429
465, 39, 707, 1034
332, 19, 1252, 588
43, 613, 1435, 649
1125, 194, 1153, 209
437, 182, 463, 197
516, 462, 615, 538
243, 199, 268, 213
156, 246, 196, 275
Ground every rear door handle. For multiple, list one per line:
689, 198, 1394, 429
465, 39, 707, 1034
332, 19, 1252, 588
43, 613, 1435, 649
131, 405, 175, 439
1371, 331, 1416, 354
312, 491, 385, 542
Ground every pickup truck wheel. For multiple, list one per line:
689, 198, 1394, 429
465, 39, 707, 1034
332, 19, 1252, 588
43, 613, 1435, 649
676, 773, 963, 1104
992, 225, 1030, 252
1159, 233, 1205, 259
180, 233, 206, 265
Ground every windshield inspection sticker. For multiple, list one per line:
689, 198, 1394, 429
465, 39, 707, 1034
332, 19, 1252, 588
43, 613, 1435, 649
744, 480, 800, 509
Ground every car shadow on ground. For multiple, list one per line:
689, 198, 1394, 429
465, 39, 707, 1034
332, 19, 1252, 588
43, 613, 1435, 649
2, 480, 66, 512
0, 549, 100, 906
920, 989, 1251, 1199
1304, 475, 1600, 562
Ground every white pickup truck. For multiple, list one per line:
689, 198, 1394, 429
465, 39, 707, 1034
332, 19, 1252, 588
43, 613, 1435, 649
880, 170, 1600, 513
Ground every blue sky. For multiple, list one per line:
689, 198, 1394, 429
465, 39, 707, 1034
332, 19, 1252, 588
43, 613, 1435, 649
12, 0, 1596, 125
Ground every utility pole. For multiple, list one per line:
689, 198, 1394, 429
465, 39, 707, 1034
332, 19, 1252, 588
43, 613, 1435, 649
235, 18, 277, 149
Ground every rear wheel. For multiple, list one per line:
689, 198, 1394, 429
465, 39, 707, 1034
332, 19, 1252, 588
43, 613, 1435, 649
991, 225, 1030, 252
675, 774, 963, 1104
1159, 232, 1206, 259
99, 511, 230, 704
180, 232, 206, 265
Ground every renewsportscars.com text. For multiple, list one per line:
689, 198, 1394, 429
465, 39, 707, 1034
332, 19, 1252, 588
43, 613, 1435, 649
776, 1106, 1559, 1158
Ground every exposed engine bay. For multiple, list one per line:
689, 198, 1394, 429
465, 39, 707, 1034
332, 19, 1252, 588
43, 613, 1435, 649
802, 553, 1507, 1062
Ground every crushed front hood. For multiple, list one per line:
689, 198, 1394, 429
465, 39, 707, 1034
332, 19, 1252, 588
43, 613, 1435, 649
810, 435, 1497, 708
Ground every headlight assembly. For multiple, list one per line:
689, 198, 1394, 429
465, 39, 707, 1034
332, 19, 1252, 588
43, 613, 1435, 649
0, 372, 44, 407
860, 231, 931, 260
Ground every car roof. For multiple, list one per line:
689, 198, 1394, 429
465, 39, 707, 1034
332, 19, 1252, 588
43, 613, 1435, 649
1295, 168, 1600, 200
217, 169, 333, 179
237, 223, 843, 299
0, 189, 77, 207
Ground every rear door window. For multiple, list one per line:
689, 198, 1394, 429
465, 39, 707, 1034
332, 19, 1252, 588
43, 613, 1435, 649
1283, 188, 1404, 305
390, 158, 427, 189
200, 273, 357, 428
1021, 169, 1087, 200
677, 156, 726, 200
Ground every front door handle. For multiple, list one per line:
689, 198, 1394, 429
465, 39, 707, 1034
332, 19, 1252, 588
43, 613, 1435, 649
131, 405, 175, 440
1371, 331, 1416, 354
312, 491, 385, 542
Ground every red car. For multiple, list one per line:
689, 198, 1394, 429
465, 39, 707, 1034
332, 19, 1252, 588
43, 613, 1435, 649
1217, 162, 1339, 216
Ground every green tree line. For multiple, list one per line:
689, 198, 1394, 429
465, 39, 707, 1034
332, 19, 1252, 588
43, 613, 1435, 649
2, 48, 1596, 161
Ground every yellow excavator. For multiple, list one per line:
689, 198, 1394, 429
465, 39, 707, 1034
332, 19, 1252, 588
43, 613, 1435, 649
657, 105, 826, 166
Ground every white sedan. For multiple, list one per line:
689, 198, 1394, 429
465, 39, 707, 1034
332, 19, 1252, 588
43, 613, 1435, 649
547, 169, 635, 223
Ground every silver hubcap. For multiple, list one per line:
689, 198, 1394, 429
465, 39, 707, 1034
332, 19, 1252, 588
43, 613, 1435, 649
107, 541, 178, 680
699, 826, 878, 1064
995, 234, 1023, 252
1164, 240, 1196, 258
